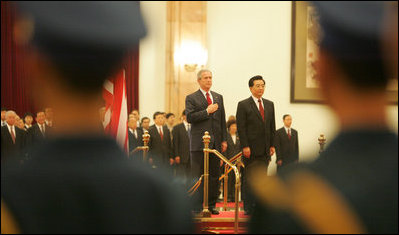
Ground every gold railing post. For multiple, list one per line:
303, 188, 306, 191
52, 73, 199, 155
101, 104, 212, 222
234, 175, 240, 234
202, 131, 211, 217
223, 164, 228, 211
142, 130, 150, 163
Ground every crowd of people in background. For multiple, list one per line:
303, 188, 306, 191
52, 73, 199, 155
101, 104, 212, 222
1, 104, 298, 205
1, 108, 54, 164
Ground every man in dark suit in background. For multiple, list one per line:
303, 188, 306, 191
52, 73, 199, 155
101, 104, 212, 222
172, 110, 191, 186
186, 69, 227, 215
28, 110, 52, 146
274, 114, 299, 173
1, 110, 26, 163
236, 75, 276, 215
128, 116, 143, 161
140, 117, 150, 133
148, 111, 174, 170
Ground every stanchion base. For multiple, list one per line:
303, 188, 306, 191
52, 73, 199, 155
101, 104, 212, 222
202, 209, 212, 218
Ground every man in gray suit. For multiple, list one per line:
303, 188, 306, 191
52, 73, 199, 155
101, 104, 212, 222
185, 69, 227, 214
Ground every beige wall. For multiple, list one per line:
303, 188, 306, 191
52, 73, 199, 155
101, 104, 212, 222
139, 1, 398, 174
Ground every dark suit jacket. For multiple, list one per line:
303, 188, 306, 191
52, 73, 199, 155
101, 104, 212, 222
1, 125, 27, 162
274, 127, 299, 165
226, 133, 241, 160
28, 123, 52, 145
128, 128, 143, 160
185, 89, 227, 152
236, 97, 276, 160
148, 125, 173, 167
172, 123, 190, 164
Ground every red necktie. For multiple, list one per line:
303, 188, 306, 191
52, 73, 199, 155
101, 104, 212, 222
206, 92, 212, 105
159, 127, 163, 141
258, 99, 264, 121
10, 127, 16, 144
288, 129, 291, 140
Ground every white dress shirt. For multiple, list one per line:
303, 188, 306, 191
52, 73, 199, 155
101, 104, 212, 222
252, 95, 264, 111
183, 120, 190, 132
284, 126, 291, 135
155, 125, 164, 135
6, 123, 15, 137
200, 88, 214, 104
231, 134, 237, 145
129, 128, 138, 139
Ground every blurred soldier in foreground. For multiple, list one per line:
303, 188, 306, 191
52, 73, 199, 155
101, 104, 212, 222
1, 2, 192, 233
250, 2, 398, 233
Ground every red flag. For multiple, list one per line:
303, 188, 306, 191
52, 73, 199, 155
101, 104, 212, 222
102, 69, 129, 154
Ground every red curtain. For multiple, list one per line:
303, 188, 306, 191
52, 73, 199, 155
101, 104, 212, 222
1, 1, 35, 117
124, 48, 140, 113
1, 1, 139, 117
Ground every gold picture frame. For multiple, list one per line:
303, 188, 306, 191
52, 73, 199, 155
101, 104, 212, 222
290, 1, 398, 104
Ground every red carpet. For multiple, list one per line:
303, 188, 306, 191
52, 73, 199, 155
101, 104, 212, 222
215, 202, 244, 209
194, 202, 249, 233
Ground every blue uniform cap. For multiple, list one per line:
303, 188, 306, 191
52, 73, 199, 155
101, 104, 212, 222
311, 1, 385, 60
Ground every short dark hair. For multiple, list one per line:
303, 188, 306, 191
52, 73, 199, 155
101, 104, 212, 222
153, 111, 164, 120
226, 119, 237, 130
283, 114, 291, 120
23, 112, 34, 119
166, 113, 175, 119
36, 110, 45, 116
248, 75, 265, 87
141, 117, 150, 123
182, 109, 186, 116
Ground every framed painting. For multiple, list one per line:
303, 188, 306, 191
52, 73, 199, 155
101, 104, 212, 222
290, 1, 398, 104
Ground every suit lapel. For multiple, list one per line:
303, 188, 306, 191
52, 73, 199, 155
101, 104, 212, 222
249, 97, 264, 122
4, 127, 14, 145
210, 91, 219, 105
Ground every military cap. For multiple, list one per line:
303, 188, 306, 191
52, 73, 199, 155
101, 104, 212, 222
16, 1, 146, 50
311, 1, 385, 60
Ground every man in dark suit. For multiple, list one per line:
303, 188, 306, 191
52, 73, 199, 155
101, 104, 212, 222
1, 2, 192, 233
140, 117, 150, 133
172, 110, 191, 186
186, 69, 227, 215
28, 110, 52, 146
249, 2, 397, 233
274, 114, 299, 173
128, 116, 143, 162
236, 75, 276, 215
148, 111, 174, 169
1, 110, 26, 163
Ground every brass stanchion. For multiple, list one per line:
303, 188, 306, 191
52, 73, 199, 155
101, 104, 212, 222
223, 163, 228, 211
202, 131, 211, 217
142, 130, 150, 163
